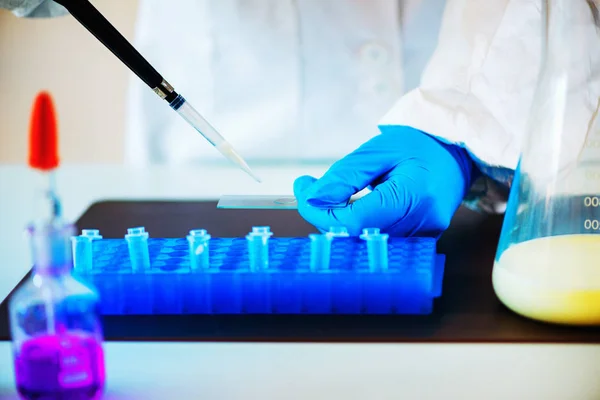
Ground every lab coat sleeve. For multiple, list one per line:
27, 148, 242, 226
379, 0, 541, 213
1, 0, 67, 17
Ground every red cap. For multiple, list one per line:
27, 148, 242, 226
28, 91, 59, 171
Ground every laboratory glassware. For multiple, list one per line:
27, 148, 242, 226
493, 0, 600, 326
9, 222, 106, 399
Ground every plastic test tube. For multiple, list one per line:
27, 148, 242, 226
246, 226, 273, 272
326, 226, 350, 238
71, 236, 93, 273
187, 229, 212, 271
309, 234, 333, 272
127, 227, 145, 235
82, 229, 103, 240
125, 227, 150, 273
251, 226, 271, 235
359, 228, 389, 272
71, 229, 103, 273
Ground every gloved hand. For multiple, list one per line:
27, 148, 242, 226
293, 126, 476, 237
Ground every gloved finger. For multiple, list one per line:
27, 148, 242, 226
294, 175, 352, 209
293, 175, 318, 196
293, 176, 332, 233
369, 165, 416, 190
305, 133, 408, 207
298, 176, 419, 237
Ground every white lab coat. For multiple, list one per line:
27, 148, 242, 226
124, 0, 446, 165
123, 0, 550, 177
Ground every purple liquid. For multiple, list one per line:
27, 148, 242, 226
14, 332, 105, 400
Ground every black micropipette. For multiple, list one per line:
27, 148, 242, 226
51, 0, 261, 182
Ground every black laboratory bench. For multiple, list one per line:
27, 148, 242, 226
1, 200, 599, 343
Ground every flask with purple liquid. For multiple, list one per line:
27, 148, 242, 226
9, 222, 106, 400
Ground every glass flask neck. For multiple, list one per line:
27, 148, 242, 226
31, 170, 62, 224
28, 222, 75, 276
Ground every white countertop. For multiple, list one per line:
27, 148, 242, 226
1, 164, 599, 400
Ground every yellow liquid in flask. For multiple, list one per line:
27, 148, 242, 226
493, 234, 600, 325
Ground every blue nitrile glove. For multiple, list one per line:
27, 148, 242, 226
293, 127, 476, 237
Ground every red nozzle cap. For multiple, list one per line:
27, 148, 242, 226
28, 91, 59, 171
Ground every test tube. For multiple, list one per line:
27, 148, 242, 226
71, 236, 93, 274
125, 227, 150, 273
187, 229, 212, 272
309, 234, 333, 272
361, 228, 381, 236
326, 226, 350, 238
81, 229, 103, 240
246, 226, 273, 272
70, 228, 102, 273
251, 226, 271, 235
360, 228, 389, 272
127, 227, 145, 235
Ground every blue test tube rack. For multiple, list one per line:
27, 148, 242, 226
71, 226, 445, 315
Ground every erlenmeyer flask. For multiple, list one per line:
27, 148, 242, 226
493, 0, 600, 326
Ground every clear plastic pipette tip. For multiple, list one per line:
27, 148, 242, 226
216, 142, 262, 183
171, 95, 262, 183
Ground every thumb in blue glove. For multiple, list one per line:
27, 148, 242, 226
293, 126, 476, 237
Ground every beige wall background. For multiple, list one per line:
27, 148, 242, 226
0, 0, 139, 164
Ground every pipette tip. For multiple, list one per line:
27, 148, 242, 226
246, 169, 262, 183
217, 142, 262, 183
234, 153, 262, 183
